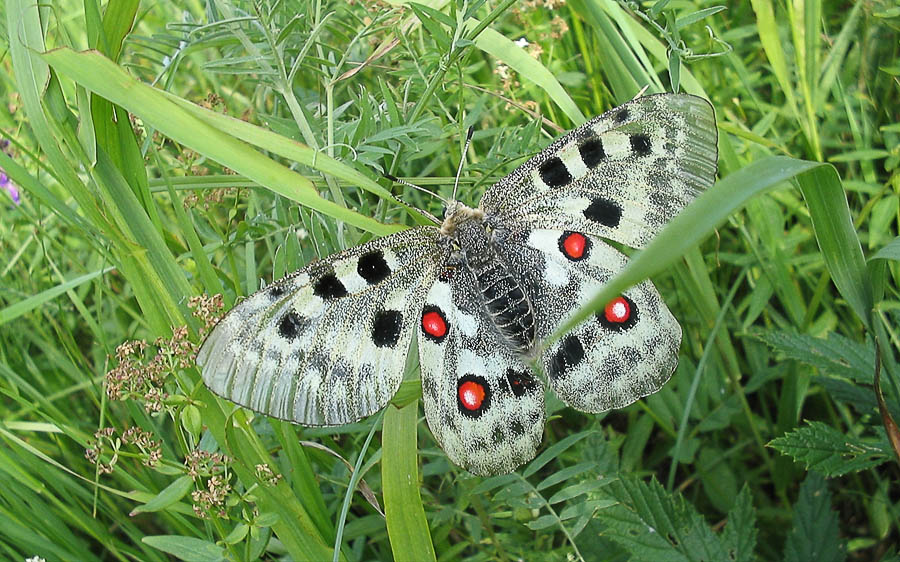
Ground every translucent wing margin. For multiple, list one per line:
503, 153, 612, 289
417, 270, 545, 476
480, 93, 718, 248
198, 227, 444, 426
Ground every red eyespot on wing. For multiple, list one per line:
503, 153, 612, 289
604, 296, 631, 324
458, 380, 486, 411
558, 231, 590, 261
421, 308, 448, 342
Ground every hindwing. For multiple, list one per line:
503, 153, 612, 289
496, 227, 681, 412
198, 227, 444, 426
480, 94, 717, 248
417, 268, 545, 476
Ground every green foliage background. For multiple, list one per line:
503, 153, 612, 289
1, 0, 898, 560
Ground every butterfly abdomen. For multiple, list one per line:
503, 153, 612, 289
452, 220, 536, 354
475, 262, 536, 353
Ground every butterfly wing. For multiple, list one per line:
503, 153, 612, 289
496, 227, 680, 412
417, 268, 545, 476
480, 93, 717, 248
198, 227, 444, 426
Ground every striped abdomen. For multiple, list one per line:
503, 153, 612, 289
472, 259, 536, 354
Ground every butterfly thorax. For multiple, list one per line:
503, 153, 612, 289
441, 203, 537, 355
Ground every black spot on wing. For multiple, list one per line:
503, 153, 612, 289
502, 369, 537, 398
538, 156, 572, 187
372, 309, 403, 348
548, 335, 585, 380
357, 250, 390, 285
278, 311, 306, 340
583, 197, 622, 227
313, 273, 348, 299
579, 137, 606, 168
614, 108, 629, 123
630, 134, 651, 155
268, 284, 285, 298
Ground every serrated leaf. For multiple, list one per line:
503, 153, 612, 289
721, 485, 758, 562
753, 331, 874, 383
783, 472, 845, 562
769, 421, 890, 476
813, 375, 878, 413
595, 476, 729, 562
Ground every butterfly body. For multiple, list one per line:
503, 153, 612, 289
441, 203, 538, 355
198, 93, 718, 475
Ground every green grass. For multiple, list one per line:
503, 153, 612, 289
1, 0, 899, 560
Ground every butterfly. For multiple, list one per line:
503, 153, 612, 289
197, 93, 718, 476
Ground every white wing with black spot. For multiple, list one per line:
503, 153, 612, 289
417, 269, 545, 476
497, 227, 681, 412
198, 227, 445, 426
480, 94, 717, 248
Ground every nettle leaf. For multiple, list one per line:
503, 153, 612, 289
753, 330, 874, 383
783, 472, 845, 562
595, 476, 729, 561
769, 420, 891, 476
721, 485, 758, 562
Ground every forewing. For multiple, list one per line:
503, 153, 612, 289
480, 94, 717, 248
417, 268, 545, 476
198, 227, 444, 426
499, 227, 681, 412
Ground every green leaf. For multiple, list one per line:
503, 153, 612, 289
596, 476, 728, 561
721, 485, 758, 562
536, 461, 598, 491
130, 475, 194, 515
0, 267, 114, 325
783, 472, 845, 562
870, 236, 900, 263
796, 164, 873, 327
769, 421, 890, 476
40, 48, 414, 236
753, 331, 875, 383
547, 480, 607, 504
408, 3, 452, 48
142, 535, 225, 562
523, 430, 594, 478
382, 401, 436, 562
472, 27, 584, 125
525, 514, 558, 530
674, 7, 727, 30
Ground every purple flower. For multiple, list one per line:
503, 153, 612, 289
0, 170, 18, 205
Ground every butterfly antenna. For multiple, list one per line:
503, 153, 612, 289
452, 126, 475, 202
383, 173, 450, 205
382, 173, 445, 224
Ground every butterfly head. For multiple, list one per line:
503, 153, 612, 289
439, 201, 484, 237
